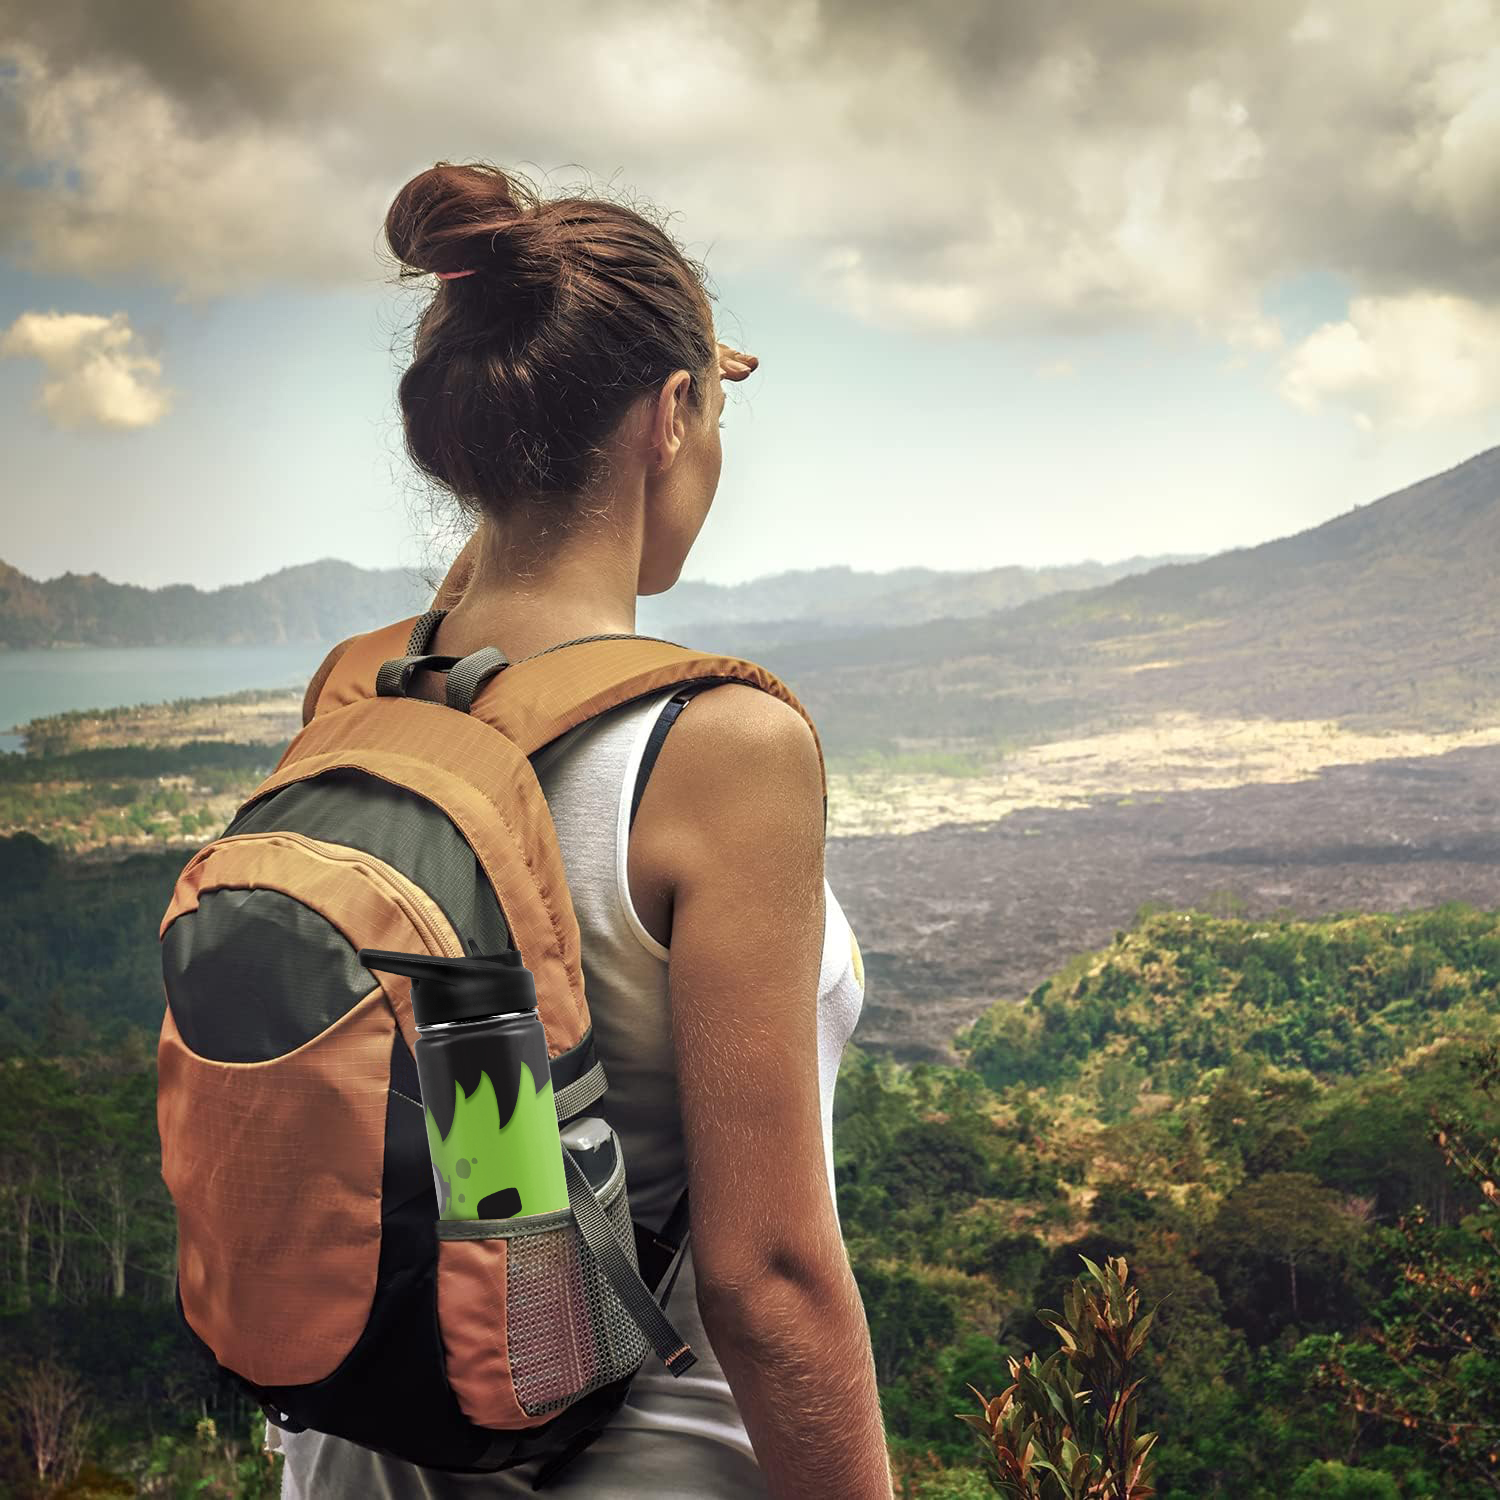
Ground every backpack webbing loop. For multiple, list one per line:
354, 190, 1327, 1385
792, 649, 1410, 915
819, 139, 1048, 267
406, 608, 447, 656
446, 646, 511, 713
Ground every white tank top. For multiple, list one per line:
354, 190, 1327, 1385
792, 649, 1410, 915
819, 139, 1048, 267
271, 685, 867, 1498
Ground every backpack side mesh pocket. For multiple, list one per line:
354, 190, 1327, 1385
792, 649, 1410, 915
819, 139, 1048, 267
435, 1127, 649, 1428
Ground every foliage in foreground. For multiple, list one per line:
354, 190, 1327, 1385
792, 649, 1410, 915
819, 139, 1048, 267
960, 1255, 1158, 1499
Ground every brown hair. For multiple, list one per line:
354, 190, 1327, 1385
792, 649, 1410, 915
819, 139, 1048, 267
384, 160, 718, 547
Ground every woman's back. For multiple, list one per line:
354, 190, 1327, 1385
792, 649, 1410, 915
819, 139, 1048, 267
271, 684, 866, 1496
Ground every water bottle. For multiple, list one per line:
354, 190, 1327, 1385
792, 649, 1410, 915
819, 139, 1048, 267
559, 1116, 619, 1196
358, 947, 570, 1222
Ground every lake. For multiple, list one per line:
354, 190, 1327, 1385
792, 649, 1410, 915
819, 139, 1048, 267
0, 644, 331, 754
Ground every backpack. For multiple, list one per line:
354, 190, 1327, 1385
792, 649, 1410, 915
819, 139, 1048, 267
154, 607, 828, 1486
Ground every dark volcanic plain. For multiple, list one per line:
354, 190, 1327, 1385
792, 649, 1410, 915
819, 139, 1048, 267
830, 740, 1500, 1063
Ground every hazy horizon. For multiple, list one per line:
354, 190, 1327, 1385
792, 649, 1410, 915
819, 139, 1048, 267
4, 545, 1216, 595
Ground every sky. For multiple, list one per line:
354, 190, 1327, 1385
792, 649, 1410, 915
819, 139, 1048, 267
1, 0, 1498, 592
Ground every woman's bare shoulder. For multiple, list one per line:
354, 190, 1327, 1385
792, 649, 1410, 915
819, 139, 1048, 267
637, 681, 822, 887
672, 680, 815, 749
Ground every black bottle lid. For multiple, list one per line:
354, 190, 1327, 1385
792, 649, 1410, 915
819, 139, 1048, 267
358, 947, 537, 1028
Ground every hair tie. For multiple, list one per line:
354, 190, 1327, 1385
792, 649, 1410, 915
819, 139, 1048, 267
436, 269, 476, 280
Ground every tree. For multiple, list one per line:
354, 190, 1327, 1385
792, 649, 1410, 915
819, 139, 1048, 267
41, 987, 95, 1055
1288, 1460, 1399, 1498
855, 1263, 960, 1387
34, 1081, 94, 1306
1319, 1041, 1500, 1492
0, 1355, 94, 1490
1297, 1056, 1478, 1227
1203, 1063, 1318, 1175
66, 1072, 164, 1300
871, 1120, 996, 1217
1198, 1171, 1366, 1342
0, 1060, 67, 1312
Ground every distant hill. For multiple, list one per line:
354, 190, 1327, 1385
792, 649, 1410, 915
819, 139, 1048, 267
639, 554, 1205, 636
9, 444, 1496, 750
0, 552, 1201, 649
0, 559, 435, 649
713, 444, 1500, 751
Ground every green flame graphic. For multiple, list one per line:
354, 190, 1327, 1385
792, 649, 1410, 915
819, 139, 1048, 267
425, 1059, 569, 1221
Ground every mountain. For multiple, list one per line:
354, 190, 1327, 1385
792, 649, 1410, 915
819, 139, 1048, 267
0, 559, 435, 649
696, 444, 1500, 752
0, 552, 1201, 649
639, 554, 1206, 635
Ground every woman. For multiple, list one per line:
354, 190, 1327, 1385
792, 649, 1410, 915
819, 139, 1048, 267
271, 160, 891, 1499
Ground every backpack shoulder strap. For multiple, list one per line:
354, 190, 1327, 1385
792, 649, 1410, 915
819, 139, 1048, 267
261, 612, 826, 1082
307, 612, 829, 830
631, 682, 717, 831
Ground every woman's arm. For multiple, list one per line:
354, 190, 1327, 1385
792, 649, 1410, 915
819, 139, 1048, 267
650, 683, 892, 1500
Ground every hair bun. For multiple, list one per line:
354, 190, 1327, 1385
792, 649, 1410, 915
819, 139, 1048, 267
384, 161, 558, 319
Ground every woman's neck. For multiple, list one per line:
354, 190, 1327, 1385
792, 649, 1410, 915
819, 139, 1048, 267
430, 591, 640, 664
425, 517, 647, 662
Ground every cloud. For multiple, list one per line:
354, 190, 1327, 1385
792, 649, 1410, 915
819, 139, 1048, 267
1278, 291, 1500, 432
0, 310, 173, 430
0, 0, 1495, 418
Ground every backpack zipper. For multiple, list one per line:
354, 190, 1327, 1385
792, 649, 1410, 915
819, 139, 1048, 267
203, 829, 467, 961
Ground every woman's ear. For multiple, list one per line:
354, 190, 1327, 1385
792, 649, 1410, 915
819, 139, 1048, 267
431, 528, 483, 610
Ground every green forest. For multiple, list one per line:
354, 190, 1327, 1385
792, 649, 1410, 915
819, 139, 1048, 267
1, 811, 1498, 1496
0, 738, 280, 853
